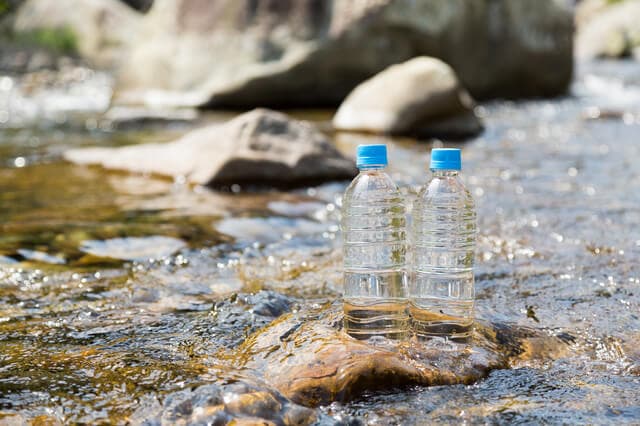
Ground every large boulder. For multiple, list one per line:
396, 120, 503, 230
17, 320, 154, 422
576, 0, 640, 59
333, 57, 483, 138
116, 0, 573, 108
13, 0, 141, 68
64, 109, 357, 188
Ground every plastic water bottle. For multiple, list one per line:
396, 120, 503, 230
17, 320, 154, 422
342, 144, 409, 340
410, 148, 476, 340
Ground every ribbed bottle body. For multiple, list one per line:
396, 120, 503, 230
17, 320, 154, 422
342, 168, 408, 340
411, 171, 476, 340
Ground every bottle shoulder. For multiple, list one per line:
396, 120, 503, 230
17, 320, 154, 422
415, 175, 475, 208
417, 175, 473, 198
344, 170, 403, 200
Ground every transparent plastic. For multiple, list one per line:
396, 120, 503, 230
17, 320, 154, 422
411, 169, 476, 340
341, 164, 408, 340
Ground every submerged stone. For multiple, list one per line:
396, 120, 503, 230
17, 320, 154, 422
16, 248, 66, 265
231, 304, 571, 407
209, 291, 295, 349
79, 236, 186, 261
216, 217, 328, 244
129, 382, 321, 426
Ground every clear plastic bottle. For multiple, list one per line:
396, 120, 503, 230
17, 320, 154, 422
411, 148, 476, 340
342, 144, 408, 340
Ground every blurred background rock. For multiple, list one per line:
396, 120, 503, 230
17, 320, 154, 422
0, 0, 579, 142
5, 0, 575, 106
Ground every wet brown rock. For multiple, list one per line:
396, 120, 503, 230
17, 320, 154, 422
64, 109, 357, 188
233, 304, 571, 406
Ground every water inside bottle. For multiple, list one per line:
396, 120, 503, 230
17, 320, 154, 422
409, 270, 474, 340
343, 270, 408, 340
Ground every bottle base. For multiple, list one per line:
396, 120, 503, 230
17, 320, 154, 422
412, 325, 472, 343
409, 302, 473, 342
343, 298, 409, 340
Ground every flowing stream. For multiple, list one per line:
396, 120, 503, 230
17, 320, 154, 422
0, 60, 639, 424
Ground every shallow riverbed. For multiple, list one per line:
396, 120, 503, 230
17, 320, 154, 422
0, 60, 639, 424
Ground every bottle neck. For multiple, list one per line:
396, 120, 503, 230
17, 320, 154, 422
358, 164, 386, 172
431, 169, 460, 177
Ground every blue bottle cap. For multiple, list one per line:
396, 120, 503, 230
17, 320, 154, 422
430, 148, 461, 170
356, 144, 388, 168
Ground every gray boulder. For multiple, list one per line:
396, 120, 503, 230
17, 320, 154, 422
64, 109, 357, 188
576, 0, 640, 59
116, 0, 573, 108
13, 0, 141, 68
333, 57, 483, 138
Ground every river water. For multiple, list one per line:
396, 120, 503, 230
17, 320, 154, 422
0, 60, 639, 424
